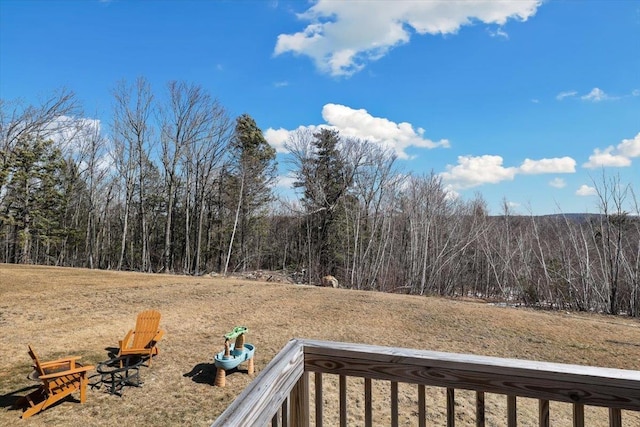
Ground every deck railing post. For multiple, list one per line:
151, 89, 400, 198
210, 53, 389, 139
507, 395, 517, 427
476, 391, 485, 427
538, 399, 549, 427
290, 371, 309, 427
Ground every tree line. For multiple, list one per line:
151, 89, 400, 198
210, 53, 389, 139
1, 82, 638, 317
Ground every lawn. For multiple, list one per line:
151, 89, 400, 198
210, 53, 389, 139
1, 264, 638, 426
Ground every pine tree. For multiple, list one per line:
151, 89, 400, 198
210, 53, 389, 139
294, 128, 354, 277
225, 114, 276, 272
0, 134, 67, 263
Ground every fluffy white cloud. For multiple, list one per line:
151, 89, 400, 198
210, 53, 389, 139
264, 127, 294, 153
583, 132, 640, 168
519, 157, 576, 174
576, 185, 597, 196
264, 103, 448, 159
581, 87, 611, 102
583, 147, 631, 168
548, 178, 566, 189
617, 133, 640, 157
275, 0, 541, 76
321, 104, 448, 158
440, 155, 518, 189
441, 155, 578, 189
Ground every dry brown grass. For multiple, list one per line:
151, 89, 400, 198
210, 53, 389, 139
1, 263, 639, 426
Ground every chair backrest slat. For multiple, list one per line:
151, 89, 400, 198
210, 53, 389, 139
27, 345, 45, 376
131, 310, 161, 349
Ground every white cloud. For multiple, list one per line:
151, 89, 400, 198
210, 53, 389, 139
576, 185, 597, 196
583, 147, 630, 168
556, 91, 577, 101
519, 157, 576, 174
556, 88, 622, 102
275, 0, 541, 77
583, 132, 640, 168
549, 178, 566, 189
581, 87, 611, 102
441, 154, 578, 190
440, 155, 518, 189
617, 132, 640, 157
264, 103, 448, 159
321, 104, 448, 158
264, 127, 296, 153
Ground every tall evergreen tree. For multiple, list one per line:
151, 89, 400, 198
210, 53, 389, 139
293, 128, 354, 277
0, 135, 67, 263
225, 114, 276, 272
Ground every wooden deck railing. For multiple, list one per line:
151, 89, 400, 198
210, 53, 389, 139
211, 339, 640, 427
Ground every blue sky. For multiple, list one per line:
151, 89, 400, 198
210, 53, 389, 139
1, 0, 638, 215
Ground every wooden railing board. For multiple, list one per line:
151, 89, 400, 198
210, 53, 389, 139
211, 339, 304, 427
314, 372, 323, 427
211, 339, 640, 426
339, 374, 347, 427
573, 403, 584, 427
418, 384, 426, 427
507, 395, 517, 427
610, 408, 622, 427
447, 387, 455, 427
364, 377, 372, 427
301, 340, 640, 411
539, 399, 549, 427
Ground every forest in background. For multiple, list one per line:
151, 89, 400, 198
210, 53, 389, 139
1, 80, 638, 317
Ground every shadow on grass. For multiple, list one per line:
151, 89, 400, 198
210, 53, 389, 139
0, 384, 39, 410
183, 363, 250, 385
183, 363, 217, 384
104, 346, 119, 359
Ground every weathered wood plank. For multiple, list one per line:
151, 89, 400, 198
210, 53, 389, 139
609, 408, 621, 427
391, 381, 398, 427
507, 395, 516, 427
290, 372, 309, 427
281, 398, 288, 427
212, 339, 304, 427
573, 403, 584, 427
538, 399, 549, 427
339, 374, 347, 427
418, 384, 426, 427
301, 339, 640, 411
447, 387, 455, 427
315, 372, 323, 427
476, 391, 485, 427
364, 378, 372, 427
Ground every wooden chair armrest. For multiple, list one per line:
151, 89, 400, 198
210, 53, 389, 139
38, 365, 95, 380
40, 356, 82, 367
119, 329, 134, 349
153, 330, 165, 342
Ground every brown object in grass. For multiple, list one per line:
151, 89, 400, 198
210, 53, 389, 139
321, 275, 339, 288
17, 345, 94, 419
118, 309, 165, 367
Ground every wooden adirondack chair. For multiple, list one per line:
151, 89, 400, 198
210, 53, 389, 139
118, 309, 164, 366
18, 345, 94, 419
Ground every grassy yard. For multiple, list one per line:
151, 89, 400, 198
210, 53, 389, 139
1, 264, 638, 426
